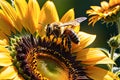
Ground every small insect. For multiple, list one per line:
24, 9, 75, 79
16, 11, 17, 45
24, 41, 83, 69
45, 17, 87, 51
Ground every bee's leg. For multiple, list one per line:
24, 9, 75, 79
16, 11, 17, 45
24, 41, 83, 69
46, 34, 51, 38
66, 36, 71, 52
52, 32, 58, 41
46, 24, 51, 38
69, 70, 71, 80
61, 34, 65, 46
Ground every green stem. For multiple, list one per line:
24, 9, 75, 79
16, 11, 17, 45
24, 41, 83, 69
116, 18, 120, 34
110, 47, 116, 72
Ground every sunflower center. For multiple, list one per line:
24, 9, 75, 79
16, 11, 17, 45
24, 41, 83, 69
14, 34, 72, 80
8, 30, 89, 80
36, 53, 70, 80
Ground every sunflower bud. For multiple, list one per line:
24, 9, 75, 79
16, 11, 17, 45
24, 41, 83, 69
108, 34, 120, 48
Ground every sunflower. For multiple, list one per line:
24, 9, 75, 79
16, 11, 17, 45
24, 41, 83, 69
86, 0, 120, 26
0, 0, 119, 80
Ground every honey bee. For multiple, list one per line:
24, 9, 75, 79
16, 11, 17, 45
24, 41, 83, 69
45, 17, 87, 51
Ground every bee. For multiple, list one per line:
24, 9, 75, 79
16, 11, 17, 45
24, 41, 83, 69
45, 17, 87, 51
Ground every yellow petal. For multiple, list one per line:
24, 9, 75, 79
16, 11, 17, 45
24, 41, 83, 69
101, 1, 109, 10
0, 45, 9, 53
109, 0, 120, 7
88, 15, 102, 26
86, 9, 94, 14
86, 66, 119, 80
76, 48, 114, 64
14, 0, 28, 32
73, 25, 80, 33
38, 1, 59, 36
25, 0, 40, 34
0, 52, 12, 66
0, 66, 17, 79
39, 1, 59, 24
72, 31, 96, 53
87, 9, 101, 16
0, 31, 9, 44
89, 57, 114, 64
0, 40, 8, 47
0, 0, 22, 32
90, 6, 102, 11
14, 0, 27, 20
60, 8, 74, 22
13, 74, 24, 80
0, 10, 15, 35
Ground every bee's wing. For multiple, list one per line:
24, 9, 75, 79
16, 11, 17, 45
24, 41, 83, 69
74, 17, 87, 23
59, 17, 87, 27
